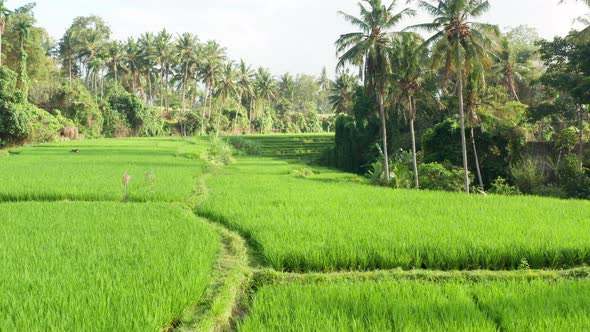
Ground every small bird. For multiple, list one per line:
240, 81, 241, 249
71, 149, 81, 153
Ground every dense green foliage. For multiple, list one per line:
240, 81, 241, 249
0, 202, 219, 331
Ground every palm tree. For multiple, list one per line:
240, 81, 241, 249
279, 73, 296, 110
464, 59, 486, 189
216, 61, 238, 136
176, 32, 199, 119
410, 0, 498, 194
318, 67, 331, 91
254, 67, 277, 134
388, 32, 432, 189
336, 0, 415, 186
124, 37, 140, 94
0, 0, 12, 66
155, 29, 173, 113
15, 18, 32, 93
329, 70, 358, 115
138, 32, 157, 103
493, 37, 528, 102
106, 41, 127, 83
235, 59, 254, 133
198, 40, 226, 135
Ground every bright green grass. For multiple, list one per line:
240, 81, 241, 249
0, 137, 205, 202
201, 157, 590, 271
473, 279, 590, 330
239, 279, 590, 332
239, 280, 496, 332
0, 202, 219, 331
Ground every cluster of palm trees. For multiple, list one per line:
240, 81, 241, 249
57, 19, 298, 135
337, 0, 506, 194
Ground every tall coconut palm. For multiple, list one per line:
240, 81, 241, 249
464, 59, 486, 189
176, 32, 199, 118
216, 61, 238, 136
329, 70, 358, 115
0, 0, 12, 66
155, 29, 173, 113
410, 0, 498, 194
235, 59, 254, 133
279, 73, 296, 109
15, 18, 32, 93
124, 37, 140, 94
198, 40, 226, 135
254, 67, 277, 134
493, 37, 527, 102
138, 32, 157, 103
388, 32, 432, 189
106, 41, 127, 83
336, 0, 415, 186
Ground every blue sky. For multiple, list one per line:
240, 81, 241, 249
9, 0, 589, 76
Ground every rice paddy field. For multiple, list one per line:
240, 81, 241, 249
0, 138, 205, 202
0, 202, 219, 331
201, 156, 590, 271
239, 279, 590, 332
1, 134, 590, 331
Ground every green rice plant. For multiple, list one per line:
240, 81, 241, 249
0, 138, 207, 202
201, 157, 590, 272
238, 279, 590, 332
238, 280, 496, 332
0, 202, 219, 331
472, 279, 590, 330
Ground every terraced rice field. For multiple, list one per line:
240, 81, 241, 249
239, 279, 590, 332
0, 202, 218, 330
234, 134, 333, 161
201, 157, 590, 271
1, 134, 589, 331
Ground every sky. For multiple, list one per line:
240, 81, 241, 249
9, 0, 590, 76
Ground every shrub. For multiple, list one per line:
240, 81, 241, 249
489, 177, 521, 196
419, 162, 467, 192
559, 154, 590, 199
207, 137, 234, 165
228, 136, 261, 156
510, 159, 546, 195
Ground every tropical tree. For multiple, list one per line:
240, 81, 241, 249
198, 40, 226, 135
236, 59, 254, 132
216, 61, 238, 136
138, 32, 157, 103
124, 37, 140, 94
336, 0, 415, 185
388, 32, 432, 188
410, 0, 498, 194
0, 0, 12, 66
175, 32, 199, 118
14, 17, 31, 93
254, 67, 277, 133
106, 41, 126, 83
329, 70, 358, 115
155, 29, 173, 112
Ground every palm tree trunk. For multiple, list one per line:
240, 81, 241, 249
0, 31, 3, 66
470, 126, 484, 189
579, 105, 585, 172
216, 98, 224, 137
201, 85, 209, 136
378, 89, 391, 186
410, 97, 419, 189
456, 43, 470, 194
233, 93, 242, 134
248, 99, 253, 134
